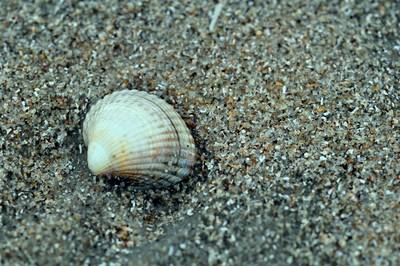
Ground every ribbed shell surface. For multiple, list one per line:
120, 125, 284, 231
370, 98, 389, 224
83, 90, 196, 187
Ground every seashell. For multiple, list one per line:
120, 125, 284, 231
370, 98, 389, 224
82, 90, 196, 187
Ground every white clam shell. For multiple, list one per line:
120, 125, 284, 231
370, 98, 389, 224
83, 90, 196, 187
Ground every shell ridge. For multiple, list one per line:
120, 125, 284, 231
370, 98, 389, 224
133, 94, 183, 167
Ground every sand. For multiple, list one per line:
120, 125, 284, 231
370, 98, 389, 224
0, 1, 399, 265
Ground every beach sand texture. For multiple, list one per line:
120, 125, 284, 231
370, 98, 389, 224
0, 1, 399, 265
